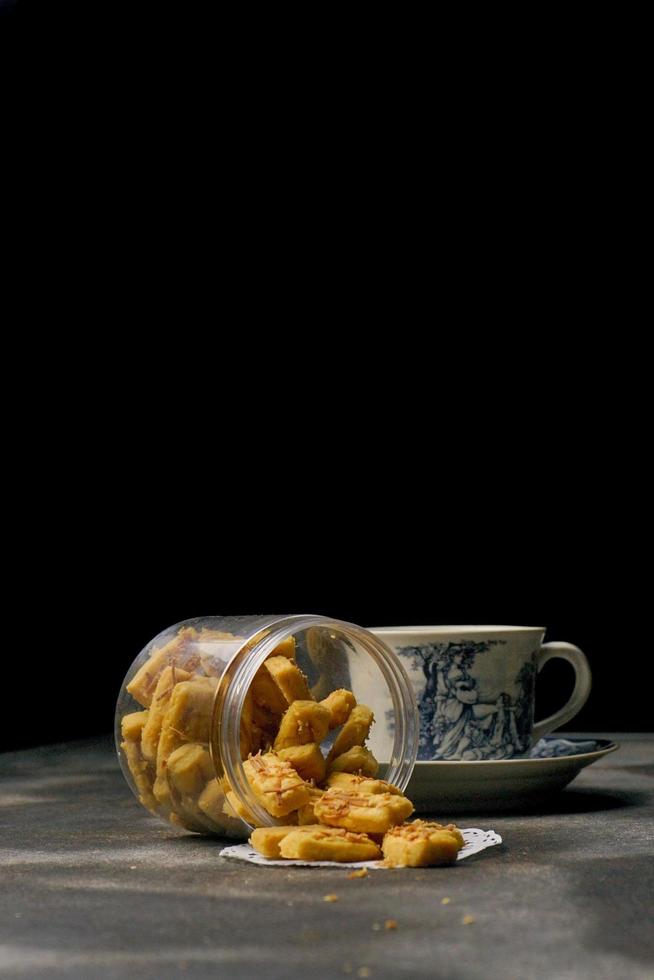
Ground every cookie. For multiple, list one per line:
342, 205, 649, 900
279, 826, 382, 863
327, 745, 379, 777
326, 705, 374, 763
382, 820, 464, 867
243, 752, 311, 817
320, 689, 356, 728
277, 742, 327, 784
274, 701, 331, 750
314, 786, 413, 834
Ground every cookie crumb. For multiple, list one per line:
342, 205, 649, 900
347, 868, 369, 879
357, 969, 372, 978
385, 919, 398, 930
441, 897, 451, 905
462, 915, 475, 925
324, 894, 339, 903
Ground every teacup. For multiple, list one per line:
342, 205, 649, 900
370, 626, 592, 761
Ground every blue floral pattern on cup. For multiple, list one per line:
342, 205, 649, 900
396, 641, 537, 761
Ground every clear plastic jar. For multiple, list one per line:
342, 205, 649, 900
115, 614, 419, 838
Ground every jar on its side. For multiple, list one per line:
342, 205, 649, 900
115, 614, 419, 838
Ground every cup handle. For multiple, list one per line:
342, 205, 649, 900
531, 641, 592, 742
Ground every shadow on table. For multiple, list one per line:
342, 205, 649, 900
518, 785, 651, 816
613, 763, 654, 778
442, 786, 651, 821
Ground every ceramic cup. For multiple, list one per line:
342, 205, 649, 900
370, 626, 592, 761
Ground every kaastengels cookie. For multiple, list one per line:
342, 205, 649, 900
319, 689, 356, 728
274, 701, 331, 750
243, 753, 311, 817
382, 820, 465, 867
166, 743, 214, 796
277, 742, 327, 784
297, 787, 325, 825
152, 675, 219, 809
326, 705, 374, 764
196, 779, 246, 834
327, 745, 379, 777
249, 826, 298, 858
324, 773, 402, 796
120, 711, 157, 811
278, 826, 382, 863
314, 786, 414, 834
141, 665, 192, 761
263, 656, 313, 704
126, 627, 204, 707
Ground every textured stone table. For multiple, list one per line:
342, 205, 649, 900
1, 735, 652, 980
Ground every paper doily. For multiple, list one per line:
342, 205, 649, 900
220, 827, 502, 869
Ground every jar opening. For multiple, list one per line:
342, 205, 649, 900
213, 615, 419, 831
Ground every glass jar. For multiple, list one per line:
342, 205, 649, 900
115, 614, 419, 838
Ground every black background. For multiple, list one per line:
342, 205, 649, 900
2, 3, 647, 752
7, 472, 645, 752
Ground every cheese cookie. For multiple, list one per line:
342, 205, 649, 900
382, 820, 464, 867
315, 786, 413, 834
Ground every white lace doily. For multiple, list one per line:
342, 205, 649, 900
220, 828, 502, 869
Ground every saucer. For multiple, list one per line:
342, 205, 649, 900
406, 736, 618, 814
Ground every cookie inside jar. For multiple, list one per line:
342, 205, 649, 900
116, 616, 419, 842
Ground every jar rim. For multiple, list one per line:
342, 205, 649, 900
213, 614, 419, 831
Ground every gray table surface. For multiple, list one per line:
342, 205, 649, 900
1, 734, 652, 980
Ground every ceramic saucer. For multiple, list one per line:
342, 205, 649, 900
406, 736, 618, 813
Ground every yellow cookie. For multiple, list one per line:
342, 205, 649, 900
120, 740, 157, 812
141, 665, 192, 761
194, 778, 244, 833
251, 665, 289, 715
153, 723, 185, 808
274, 701, 331, 750
249, 826, 298, 858
243, 753, 311, 817
167, 791, 217, 834
121, 710, 149, 742
297, 787, 324, 825
325, 772, 402, 796
160, 676, 218, 744
267, 636, 297, 661
382, 820, 464, 867
251, 654, 312, 718
126, 627, 202, 706
166, 743, 214, 796
119, 710, 157, 810
327, 745, 379, 777
277, 743, 326, 784
279, 826, 382, 862
223, 789, 298, 827
240, 689, 261, 759
264, 655, 312, 703
315, 786, 414, 834
326, 705, 374, 763
153, 677, 218, 806
320, 689, 356, 728
223, 788, 261, 826
195, 628, 236, 642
